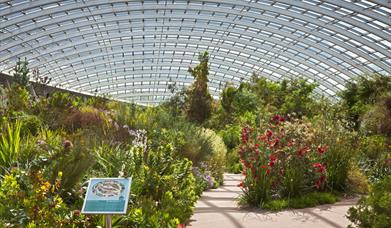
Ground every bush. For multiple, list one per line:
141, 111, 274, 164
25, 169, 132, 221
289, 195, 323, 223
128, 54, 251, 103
339, 73, 391, 129
302, 113, 358, 192
358, 135, 391, 183
347, 175, 391, 228
226, 150, 242, 173
5, 84, 30, 112
238, 115, 327, 207
32, 129, 98, 194
361, 96, 391, 136
219, 125, 241, 150
347, 166, 369, 194
202, 129, 227, 185
20, 115, 42, 136
0, 169, 74, 227
318, 123, 357, 191
48, 92, 80, 110
94, 142, 199, 226
63, 106, 108, 132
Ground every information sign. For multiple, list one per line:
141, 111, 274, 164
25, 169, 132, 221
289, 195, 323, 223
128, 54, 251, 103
81, 178, 132, 214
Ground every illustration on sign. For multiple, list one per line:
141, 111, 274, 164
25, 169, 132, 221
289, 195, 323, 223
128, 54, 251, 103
82, 178, 131, 214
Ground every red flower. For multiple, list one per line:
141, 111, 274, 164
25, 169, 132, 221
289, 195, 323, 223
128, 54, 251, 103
238, 181, 244, 188
297, 146, 310, 156
261, 165, 268, 169
269, 155, 277, 161
265, 169, 271, 176
241, 126, 252, 143
315, 180, 321, 189
313, 162, 322, 168
269, 155, 277, 167
272, 115, 285, 122
266, 130, 273, 138
267, 139, 280, 148
315, 175, 326, 189
273, 138, 280, 147
317, 145, 328, 154
313, 163, 326, 173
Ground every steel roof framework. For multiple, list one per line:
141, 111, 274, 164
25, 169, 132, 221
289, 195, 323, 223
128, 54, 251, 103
0, 0, 390, 105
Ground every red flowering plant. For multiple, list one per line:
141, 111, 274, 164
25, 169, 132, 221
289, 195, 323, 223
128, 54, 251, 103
238, 114, 328, 207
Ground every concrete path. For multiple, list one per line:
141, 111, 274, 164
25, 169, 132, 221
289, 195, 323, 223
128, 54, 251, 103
188, 173, 358, 228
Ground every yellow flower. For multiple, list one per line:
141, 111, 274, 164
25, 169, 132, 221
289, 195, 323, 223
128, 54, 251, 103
40, 181, 51, 192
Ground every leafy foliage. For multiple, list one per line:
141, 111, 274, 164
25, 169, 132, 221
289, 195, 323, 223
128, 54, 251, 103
5, 84, 30, 112
0, 169, 71, 227
12, 58, 30, 88
357, 135, 391, 183
263, 192, 337, 211
339, 74, 391, 129
185, 52, 213, 124
0, 120, 22, 172
221, 84, 258, 116
347, 175, 391, 228
94, 143, 199, 226
238, 115, 328, 207
2, 57, 390, 226
361, 95, 391, 136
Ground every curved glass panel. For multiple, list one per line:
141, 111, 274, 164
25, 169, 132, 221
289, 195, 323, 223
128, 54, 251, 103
1, 0, 390, 104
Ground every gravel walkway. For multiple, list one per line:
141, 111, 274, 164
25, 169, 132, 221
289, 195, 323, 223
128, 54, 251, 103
188, 173, 358, 228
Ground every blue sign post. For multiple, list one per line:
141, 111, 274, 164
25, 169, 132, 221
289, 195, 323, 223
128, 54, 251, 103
82, 178, 132, 228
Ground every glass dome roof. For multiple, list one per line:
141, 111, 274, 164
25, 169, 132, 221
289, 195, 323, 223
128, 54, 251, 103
0, 0, 390, 105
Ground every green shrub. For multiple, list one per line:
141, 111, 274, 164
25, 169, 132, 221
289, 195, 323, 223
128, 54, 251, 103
0, 120, 22, 172
358, 135, 391, 183
310, 114, 358, 192
3, 111, 43, 137
12, 58, 30, 88
347, 175, 391, 228
179, 126, 214, 164
48, 92, 80, 110
289, 192, 337, 208
219, 124, 241, 150
63, 106, 107, 132
203, 129, 227, 185
262, 192, 337, 211
5, 84, 30, 112
263, 199, 289, 211
323, 135, 356, 191
20, 115, 42, 136
359, 135, 387, 161
339, 73, 391, 129
347, 165, 369, 194
94, 142, 199, 226
226, 150, 242, 173
0, 169, 74, 227
361, 96, 391, 136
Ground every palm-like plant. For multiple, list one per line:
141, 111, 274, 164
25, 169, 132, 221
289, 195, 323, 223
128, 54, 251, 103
0, 120, 22, 171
